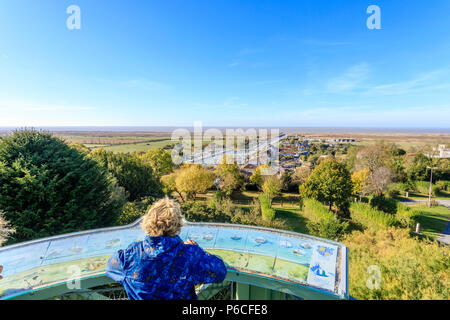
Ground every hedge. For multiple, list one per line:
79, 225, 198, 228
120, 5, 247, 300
395, 203, 419, 228
259, 194, 276, 221
302, 198, 335, 222
350, 202, 397, 230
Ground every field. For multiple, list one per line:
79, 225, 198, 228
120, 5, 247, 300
413, 205, 450, 239
6, 129, 442, 154
56, 133, 176, 153
291, 131, 450, 153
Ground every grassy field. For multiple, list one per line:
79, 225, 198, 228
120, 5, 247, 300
413, 205, 450, 239
296, 131, 450, 153
396, 191, 450, 201
102, 139, 176, 153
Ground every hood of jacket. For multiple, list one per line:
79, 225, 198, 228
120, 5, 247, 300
142, 235, 184, 261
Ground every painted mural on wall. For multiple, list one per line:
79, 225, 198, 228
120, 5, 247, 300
0, 222, 345, 299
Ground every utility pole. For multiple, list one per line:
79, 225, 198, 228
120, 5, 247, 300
426, 166, 438, 208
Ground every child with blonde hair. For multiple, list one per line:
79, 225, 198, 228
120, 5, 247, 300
106, 197, 227, 300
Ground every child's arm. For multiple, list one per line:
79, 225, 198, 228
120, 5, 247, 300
189, 245, 227, 285
105, 250, 126, 283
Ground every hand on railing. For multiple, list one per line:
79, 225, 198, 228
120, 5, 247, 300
184, 239, 198, 246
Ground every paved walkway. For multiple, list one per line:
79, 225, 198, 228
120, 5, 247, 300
400, 199, 450, 246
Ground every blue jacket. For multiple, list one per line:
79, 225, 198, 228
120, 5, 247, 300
105, 235, 227, 300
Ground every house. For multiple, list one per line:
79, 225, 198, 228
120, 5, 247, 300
240, 163, 258, 177
438, 144, 450, 158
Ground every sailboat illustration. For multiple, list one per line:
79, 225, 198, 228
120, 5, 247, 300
293, 249, 305, 256
254, 237, 267, 246
310, 264, 329, 277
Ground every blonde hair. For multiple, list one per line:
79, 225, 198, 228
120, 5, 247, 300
141, 197, 184, 237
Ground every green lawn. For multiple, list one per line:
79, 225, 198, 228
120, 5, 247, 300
413, 205, 450, 239
396, 191, 450, 201
275, 208, 309, 234
101, 140, 176, 153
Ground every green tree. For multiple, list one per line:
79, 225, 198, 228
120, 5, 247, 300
0, 130, 126, 243
90, 149, 162, 201
175, 165, 214, 200
0, 210, 15, 246
161, 171, 185, 201
250, 164, 270, 188
139, 148, 174, 177
216, 156, 245, 196
405, 153, 432, 182
262, 176, 282, 205
299, 158, 353, 214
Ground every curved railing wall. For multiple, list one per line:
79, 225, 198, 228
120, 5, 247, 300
0, 219, 348, 300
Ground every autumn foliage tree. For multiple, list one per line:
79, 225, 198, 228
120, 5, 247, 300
351, 168, 370, 199
216, 156, 245, 196
262, 176, 282, 205
250, 164, 270, 188
175, 165, 214, 201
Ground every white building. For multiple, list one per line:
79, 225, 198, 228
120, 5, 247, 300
438, 144, 450, 158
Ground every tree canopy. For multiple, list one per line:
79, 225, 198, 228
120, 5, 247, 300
175, 164, 214, 201
216, 156, 245, 196
139, 148, 174, 177
0, 130, 126, 243
299, 158, 353, 212
90, 149, 162, 201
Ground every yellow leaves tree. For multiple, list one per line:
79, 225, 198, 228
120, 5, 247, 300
216, 156, 245, 196
250, 164, 271, 188
175, 165, 214, 201
262, 176, 282, 205
351, 168, 370, 198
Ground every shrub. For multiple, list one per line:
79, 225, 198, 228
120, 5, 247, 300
395, 203, 419, 228
181, 201, 231, 223
415, 181, 440, 196
436, 180, 450, 191
344, 228, 450, 300
231, 207, 288, 230
259, 193, 276, 221
350, 202, 398, 230
118, 196, 157, 225
181, 199, 289, 231
306, 218, 349, 241
302, 198, 335, 222
0, 130, 126, 243
368, 194, 398, 214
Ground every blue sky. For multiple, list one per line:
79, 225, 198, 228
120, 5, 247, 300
0, 0, 449, 127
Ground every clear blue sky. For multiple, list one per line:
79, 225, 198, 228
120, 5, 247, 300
1, 0, 449, 128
